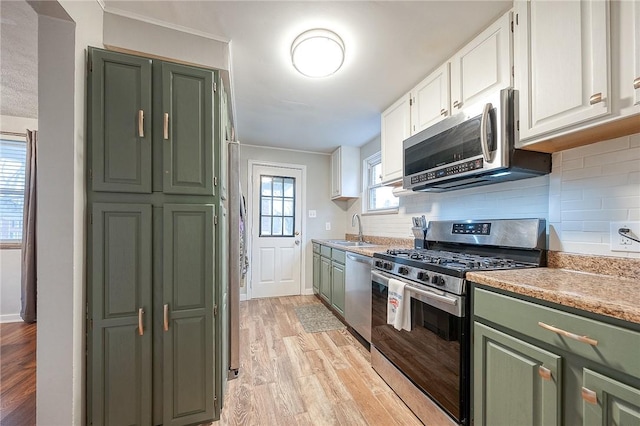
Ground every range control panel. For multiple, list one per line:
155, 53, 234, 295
410, 158, 484, 184
452, 222, 491, 235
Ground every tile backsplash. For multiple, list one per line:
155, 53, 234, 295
348, 132, 640, 259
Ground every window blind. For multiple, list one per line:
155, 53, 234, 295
0, 139, 27, 241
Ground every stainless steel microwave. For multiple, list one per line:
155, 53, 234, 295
402, 88, 550, 192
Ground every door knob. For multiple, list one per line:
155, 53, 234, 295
295, 240, 300, 245
294, 231, 300, 236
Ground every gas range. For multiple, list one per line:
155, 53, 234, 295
373, 218, 547, 296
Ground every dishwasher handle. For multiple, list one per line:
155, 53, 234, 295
347, 253, 372, 265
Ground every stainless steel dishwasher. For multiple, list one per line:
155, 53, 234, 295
345, 252, 372, 343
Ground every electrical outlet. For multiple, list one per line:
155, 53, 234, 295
610, 221, 640, 252
325, 222, 331, 231
308, 210, 317, 218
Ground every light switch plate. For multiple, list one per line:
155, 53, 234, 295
308, 210, 317, 218
610, 221, 640, 252
325, 222, 331, 231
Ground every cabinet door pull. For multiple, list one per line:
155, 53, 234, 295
453, 100, 461, 109
581, 387, 597, 405
163, 304, 169, 331
440, 109, 448, 116
163, 113, 169, 140
634, 77, 640, 90
589, 92, 603, 105
138, 308, 144, 336
538, 321, 598, 346
538, 366, 551, 381
138, 110, 144, 138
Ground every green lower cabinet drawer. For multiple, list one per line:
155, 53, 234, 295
474, 287, 640, 378
320, 245, 332, 258
582, 368, 640, 425
331, 248, 346, 263
474, 322, 562, 426
312, 243, 320, 254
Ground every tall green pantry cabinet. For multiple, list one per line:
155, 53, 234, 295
86, 47, 224, 426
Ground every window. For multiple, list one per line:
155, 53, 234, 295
363, 152, 398, 213
259, 175, 295, 237
0, 137, 27, 244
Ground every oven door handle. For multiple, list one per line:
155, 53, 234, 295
407, 285, 458, 306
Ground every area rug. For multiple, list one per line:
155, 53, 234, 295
294, 304, 346, 333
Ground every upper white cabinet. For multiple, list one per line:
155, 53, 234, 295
617, 0, 640, 114
410, 63, 451, 134
331, 146, 360, 200
514, 0, 611, 142
450, 11, 513, 114
380, 10, 513, 185
380, 94, 411, 184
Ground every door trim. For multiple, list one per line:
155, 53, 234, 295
247, 160, 307, 300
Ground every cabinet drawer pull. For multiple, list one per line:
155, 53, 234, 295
440, 109, 448, 116
163, 113, 169, 140
589, 92, 603, 105
138, 110, 144, 138
538, 321, 598, 346
163, 304, 169, 331
453, 100, 461, 109
581, 387, 597, 405
634, 77, 640, 90
538, 366, 551, 381
138, 308, 144, 336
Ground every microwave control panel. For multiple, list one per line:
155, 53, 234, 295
452, 222, 491, 235
410, 158, 484, 184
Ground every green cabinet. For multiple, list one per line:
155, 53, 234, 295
90, 203, 153, 426
161, 62, 215, 196
583, 368, 640, 425
90, 50, 152, 193
87, 48, 223, 426
473, 285, 640, 426
319, 255, 332, 303
331, 260, 345, 316
474, 322, 561, 426
313, 243, 346, 317
312, 252, 320, 294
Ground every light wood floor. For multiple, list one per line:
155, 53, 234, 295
0, 322, 36, 426
213, 295, 422, 426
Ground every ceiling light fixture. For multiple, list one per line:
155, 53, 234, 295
291, 28, 345, 78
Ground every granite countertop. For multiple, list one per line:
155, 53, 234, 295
467, 266, 640, 325
312, 235, 413, 257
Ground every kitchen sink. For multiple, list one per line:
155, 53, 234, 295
327, 240, 376, 247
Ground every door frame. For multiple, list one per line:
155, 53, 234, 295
246, 160, 307, 300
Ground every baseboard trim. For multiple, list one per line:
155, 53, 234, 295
0, 314, 23, 323
302, 288, 315, 296
240, 294, 248, 302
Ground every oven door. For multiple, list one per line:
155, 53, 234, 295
371, 269, 469, 424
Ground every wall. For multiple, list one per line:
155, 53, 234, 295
346, 133, 640, 260
549, 133, 640, 258
0, 116, 38, 323
239, 144, 349, 297
103, 12, 229, 70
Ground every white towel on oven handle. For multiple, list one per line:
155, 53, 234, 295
387, 278, 412, 331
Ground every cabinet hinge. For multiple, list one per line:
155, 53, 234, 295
214, 395, 218, 409
409, 97, 413, 106
510, 19, 514, 32
88, 57, 92, 73
214, 176, 218, 186
90, 213, 93, 225
214, 215, 218, 225
89, 169, 93, 180
516, 13, 519, 25
512, 66, 514, 77
214, 305, 218, 316
213, 82, 217, 92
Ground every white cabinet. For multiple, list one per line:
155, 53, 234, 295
331, 146, 360, 200
380, 94, 411, 184
514, 0, 611, 142
410, 63, 451, 134
617, 0, 640, 115
450, 11, 513, 114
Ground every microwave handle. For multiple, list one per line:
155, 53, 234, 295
480, 102, 493, 163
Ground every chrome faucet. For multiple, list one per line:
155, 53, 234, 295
352, 213, 364, 242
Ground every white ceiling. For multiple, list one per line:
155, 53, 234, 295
0, 1, 513, 152
104, 1, 512, 153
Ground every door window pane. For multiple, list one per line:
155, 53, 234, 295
259, 174, 295, 237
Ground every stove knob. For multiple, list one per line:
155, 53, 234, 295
431, 275, 446, 286
417, 272, 429, 281
384, 262, 393, 271
398, 267, 409, 275
374, 260, 384, 268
